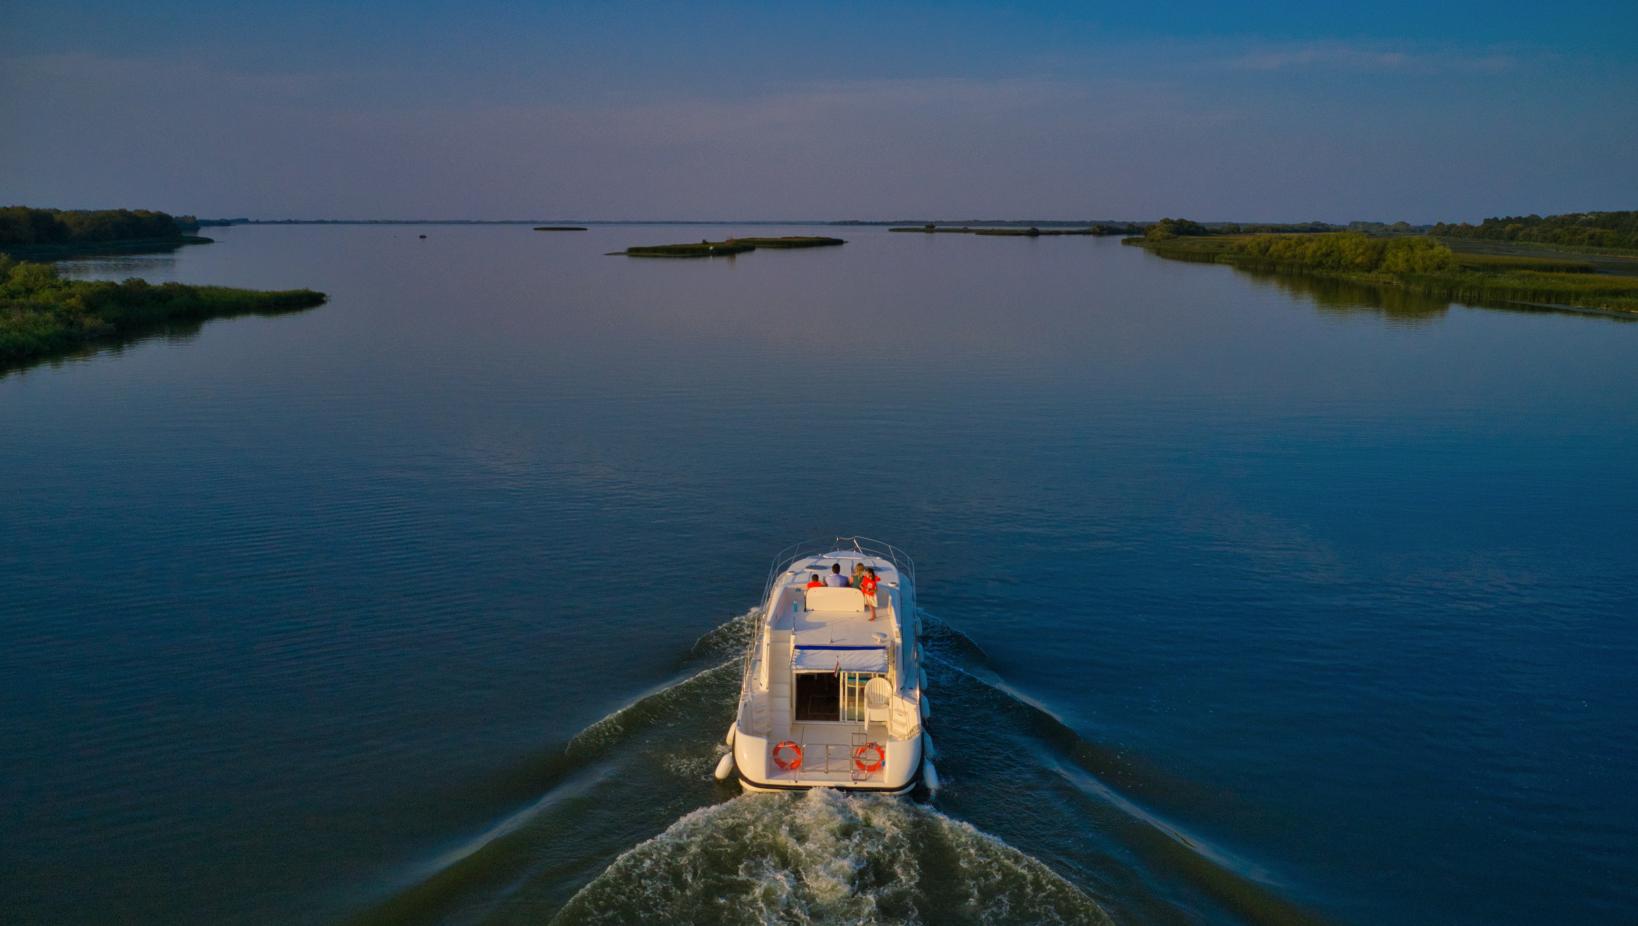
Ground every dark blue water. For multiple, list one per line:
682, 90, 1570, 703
2, 225, 1634, 924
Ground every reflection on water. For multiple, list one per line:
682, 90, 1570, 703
1, 225, 1635, 926
1236, 268, 1452, 324
1233, 263, 1637, 325
53, 253, 183, 279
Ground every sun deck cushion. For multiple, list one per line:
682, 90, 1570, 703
803, 586, 865, 612
793, 646, 888, 672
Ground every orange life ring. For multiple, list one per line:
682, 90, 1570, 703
853, 742, 885, 774
772, 740, 803, 771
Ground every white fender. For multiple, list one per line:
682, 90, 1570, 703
714, 752, 736, 782
922, 731, 938, 760
923, 759, 941, 793
920, 695, 931, 720
725, 722, 737, 747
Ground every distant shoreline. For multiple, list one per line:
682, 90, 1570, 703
197, 218, 1153, 228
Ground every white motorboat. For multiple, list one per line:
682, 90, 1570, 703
719, 538, 934, 794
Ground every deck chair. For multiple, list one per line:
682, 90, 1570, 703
864, 676, 893, 725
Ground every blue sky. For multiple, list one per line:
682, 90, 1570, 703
3, 1, 1634, 221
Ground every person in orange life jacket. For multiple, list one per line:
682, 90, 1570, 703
859, 568, 881, 621
805, 574, 823, 589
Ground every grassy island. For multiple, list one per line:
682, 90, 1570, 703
888, 224, 1134, 236
972, 227, 1093, 237
614, 236, 845, 258
1126, 232, 1638, 314
617, 239, 757, 258
533, 226, 587, 231
726, 236, 845, 248
0, 256, 327, 368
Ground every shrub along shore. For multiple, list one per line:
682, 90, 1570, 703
0, 256, 326, 367
1125, 232, 1638, 314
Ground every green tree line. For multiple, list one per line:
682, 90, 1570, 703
1431, 211, 1638, 250
1231, 233, 1457, 273
1146, 218, 1341, 240
0, 207, 199, 246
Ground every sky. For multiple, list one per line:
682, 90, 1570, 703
2, 1, 1635, 222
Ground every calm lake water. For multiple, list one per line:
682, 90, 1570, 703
3, 225, 1635, 925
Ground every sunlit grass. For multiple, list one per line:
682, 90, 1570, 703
1125, 233, 1638, 313
0, 256, 326, 364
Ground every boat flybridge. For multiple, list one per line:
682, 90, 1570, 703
718, 538, 939, 794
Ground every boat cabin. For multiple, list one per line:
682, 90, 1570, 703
733, 546, 925, 792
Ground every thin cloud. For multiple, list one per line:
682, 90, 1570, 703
1226, 42, 1517, 74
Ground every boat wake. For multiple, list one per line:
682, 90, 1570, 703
352, 608, 1317, 926
551, 789, 1110, 926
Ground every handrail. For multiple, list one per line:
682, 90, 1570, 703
762, 536, 917, 603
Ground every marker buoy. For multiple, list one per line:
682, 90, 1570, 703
920, 695, 931, 721
923, 759, 941, 793
922, 731, 938, 760
714, 752, 736, 781
725, 722, 737, 747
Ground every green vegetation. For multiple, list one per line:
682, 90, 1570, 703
726, 236, 845, 248
1126, 232, 1638, 314
972, 227, 1095, 237
1144, 218, 1343, 240
616, 236, 846, 258
0, 256, 326, 367
533, 225, 587, 231
1144, 218, 1212, 240
0, 207, 213, 258
619, 239, 757, 258
0, 205, 209, 249
887, 224, 1132, 236
1431, 210, 1638, 252
1231, 233, 1457, 273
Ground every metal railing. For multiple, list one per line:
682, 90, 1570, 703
761, 536, 917, 601
794, 736, 885, 782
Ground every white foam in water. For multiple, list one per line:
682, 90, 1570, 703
565, 657, 738, 755
552, 790, 1112, 926
689, 606, 763, 657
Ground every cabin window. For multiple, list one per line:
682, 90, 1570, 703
795, 671, 885, 723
